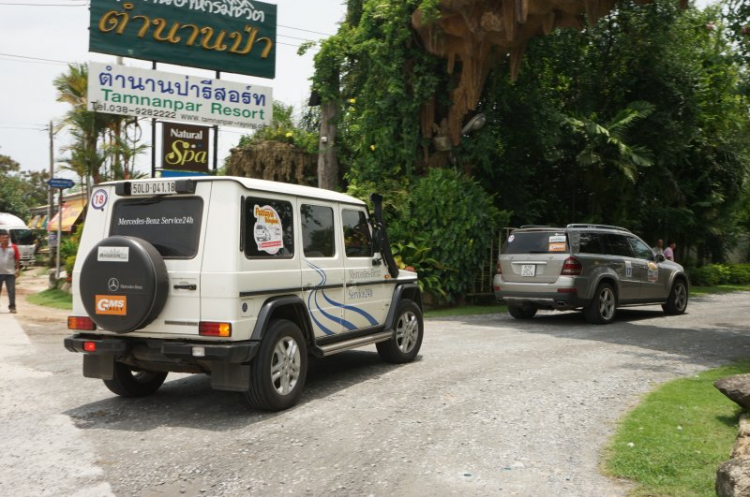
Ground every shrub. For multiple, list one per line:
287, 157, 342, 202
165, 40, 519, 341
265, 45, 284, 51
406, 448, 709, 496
688, 263, 750, 286
391, 169, 509, 303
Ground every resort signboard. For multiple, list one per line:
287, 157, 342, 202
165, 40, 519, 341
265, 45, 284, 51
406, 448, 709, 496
89, 0, 277, 79
88, 61, 272, 129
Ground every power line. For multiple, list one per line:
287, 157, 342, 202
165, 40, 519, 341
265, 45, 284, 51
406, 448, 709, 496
0, 2, 87, 6
0, 125, 47, 131
279, 24, 333, 37
0, 52, 69, 64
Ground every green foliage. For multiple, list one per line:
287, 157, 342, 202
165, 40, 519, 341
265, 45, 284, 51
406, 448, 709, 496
392, 237, 451, 298
459, 0, 750, 257
389, 169, 507, 302
311, 0, 444, 185
688, 263, 750, 286
59, 223, 84, 277
0, 153, 49, 220
225, 101, 318, 170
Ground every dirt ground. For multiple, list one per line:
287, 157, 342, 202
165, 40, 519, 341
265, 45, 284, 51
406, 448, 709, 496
2, 269, 750, 496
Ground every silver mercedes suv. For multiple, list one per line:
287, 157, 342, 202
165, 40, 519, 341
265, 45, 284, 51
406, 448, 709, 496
493, 224, 689, 324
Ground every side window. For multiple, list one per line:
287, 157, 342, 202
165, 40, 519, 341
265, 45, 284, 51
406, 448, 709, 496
342, 209, 373, 258
245, 197, 294, 259
629, 237, 654, 261
578, 232, 603, 254
301, 204, 335, 258
605, 234, 633, 257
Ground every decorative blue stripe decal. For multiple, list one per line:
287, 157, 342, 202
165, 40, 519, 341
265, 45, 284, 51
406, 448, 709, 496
303, 260, 379, 331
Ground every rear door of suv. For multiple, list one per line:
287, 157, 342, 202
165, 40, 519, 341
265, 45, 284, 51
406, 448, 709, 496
500, 230, 571, 284
601, 233, 641, 302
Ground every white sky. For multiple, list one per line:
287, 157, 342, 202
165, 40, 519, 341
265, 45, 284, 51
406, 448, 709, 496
0, 0, 715, 179
0, 0, 346, 177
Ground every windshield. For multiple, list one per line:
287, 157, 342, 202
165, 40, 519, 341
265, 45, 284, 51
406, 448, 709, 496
110, 197, 203, 258
502, 231, 569, 255
10, 229, 35, 246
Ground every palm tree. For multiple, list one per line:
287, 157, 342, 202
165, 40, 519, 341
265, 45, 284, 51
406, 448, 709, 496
566, 101, 655, 220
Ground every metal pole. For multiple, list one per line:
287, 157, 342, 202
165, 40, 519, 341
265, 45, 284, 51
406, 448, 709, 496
56, 188, 62, 280
213, 70, 220, 173
47, 121, 53, 230
151, 61, 157, 178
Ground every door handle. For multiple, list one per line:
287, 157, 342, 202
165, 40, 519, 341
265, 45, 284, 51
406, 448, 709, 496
173, 284, 197, 290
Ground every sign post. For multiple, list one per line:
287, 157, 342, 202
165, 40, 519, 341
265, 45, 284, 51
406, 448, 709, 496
47, 178, 75, 281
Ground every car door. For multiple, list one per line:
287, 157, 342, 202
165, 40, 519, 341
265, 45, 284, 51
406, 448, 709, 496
628, 235, 663, 301
341, 207, 389, 330
300, 202, 346, 337
602, 233, 640, 302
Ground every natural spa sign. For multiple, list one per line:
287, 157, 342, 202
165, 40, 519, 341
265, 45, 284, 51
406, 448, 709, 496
87, 61, 273, 128
89, 0, 277, 79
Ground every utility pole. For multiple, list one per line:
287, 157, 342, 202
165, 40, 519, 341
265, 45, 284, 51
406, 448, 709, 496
47, 121, 54, 227
47, 121, 55, 273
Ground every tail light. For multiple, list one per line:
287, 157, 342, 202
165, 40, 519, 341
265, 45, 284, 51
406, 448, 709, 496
496, 261, 502, 274
68, 316, 96, 331
199, 321, 232, 337
561, 257, 582, 276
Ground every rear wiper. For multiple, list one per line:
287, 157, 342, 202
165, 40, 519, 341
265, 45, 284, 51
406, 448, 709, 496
527, 250, 549, 253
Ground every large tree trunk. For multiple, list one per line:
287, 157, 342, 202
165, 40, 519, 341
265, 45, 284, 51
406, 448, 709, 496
317, 100, 339, 190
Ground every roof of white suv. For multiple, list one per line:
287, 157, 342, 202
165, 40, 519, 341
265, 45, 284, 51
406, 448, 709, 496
102, 176, 367, 206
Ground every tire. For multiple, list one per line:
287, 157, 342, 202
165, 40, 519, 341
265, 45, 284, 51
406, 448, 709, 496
508, 305, 537, 320
245, 320, 308, 411
662, 279, 688, 315
377, 299, 424, 364
103, 362, 168, 398
79, 236, 169, 333
584, 282, 617, 324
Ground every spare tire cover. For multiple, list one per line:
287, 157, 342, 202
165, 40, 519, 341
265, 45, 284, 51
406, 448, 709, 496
80, 236, 169, 333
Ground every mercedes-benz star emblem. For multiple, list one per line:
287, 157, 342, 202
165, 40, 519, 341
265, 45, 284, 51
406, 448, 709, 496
108, 278, 120, 292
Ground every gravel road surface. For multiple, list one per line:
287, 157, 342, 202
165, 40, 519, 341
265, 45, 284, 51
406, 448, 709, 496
2, 273, 749, 496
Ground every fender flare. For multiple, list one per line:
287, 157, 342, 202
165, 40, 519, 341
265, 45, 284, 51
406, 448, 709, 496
250, 295, 315, 343
384, 282, 423, 331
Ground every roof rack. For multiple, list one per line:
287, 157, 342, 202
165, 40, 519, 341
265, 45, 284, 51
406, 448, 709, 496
566, 223, 631, 233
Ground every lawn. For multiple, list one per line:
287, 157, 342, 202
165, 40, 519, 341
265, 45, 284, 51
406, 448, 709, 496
690, 284, 750, 296
603, 360, 750, 496
26, 288, 73, 310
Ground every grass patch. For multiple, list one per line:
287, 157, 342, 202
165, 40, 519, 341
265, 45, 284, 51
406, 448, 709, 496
425, 304, 506, 319
691, 284, 750, 297
26, 288, 73, 310
603, 360, 750, 496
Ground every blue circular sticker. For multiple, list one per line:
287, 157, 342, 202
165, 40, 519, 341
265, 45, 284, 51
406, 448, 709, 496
91, 189, 108, 210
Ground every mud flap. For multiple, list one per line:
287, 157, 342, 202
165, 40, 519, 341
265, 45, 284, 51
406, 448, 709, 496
83, 354, 114, 380
211, 362, 251, 392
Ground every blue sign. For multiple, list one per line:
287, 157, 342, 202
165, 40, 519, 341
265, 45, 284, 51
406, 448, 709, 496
47, 178, 75, 189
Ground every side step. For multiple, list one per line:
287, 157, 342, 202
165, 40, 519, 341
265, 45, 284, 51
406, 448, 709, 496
316, 331, 393, 357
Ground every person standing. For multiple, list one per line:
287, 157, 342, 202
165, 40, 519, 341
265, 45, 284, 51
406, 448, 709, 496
664, 240, 676, 262
653, 239, 664, 258
0, 229, 20, 313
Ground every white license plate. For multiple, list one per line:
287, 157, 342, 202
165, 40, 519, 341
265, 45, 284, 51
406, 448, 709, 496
130, 180, 177, 196
521, 264, 536, 277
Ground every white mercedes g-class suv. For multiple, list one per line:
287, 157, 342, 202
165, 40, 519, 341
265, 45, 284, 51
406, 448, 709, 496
65, 177, 423, 411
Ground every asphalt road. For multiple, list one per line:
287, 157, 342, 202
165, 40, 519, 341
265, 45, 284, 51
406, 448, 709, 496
2, 285, 749, 497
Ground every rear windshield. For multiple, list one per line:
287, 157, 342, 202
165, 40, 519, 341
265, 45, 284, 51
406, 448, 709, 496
10, 229, 35, 246
110, 197, 203, 258
502, 231, 569, 254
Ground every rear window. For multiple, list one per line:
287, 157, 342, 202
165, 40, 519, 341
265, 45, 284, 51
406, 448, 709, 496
110, 197, 203, 259
502, 231, 569, 254
10, 229, 35, 246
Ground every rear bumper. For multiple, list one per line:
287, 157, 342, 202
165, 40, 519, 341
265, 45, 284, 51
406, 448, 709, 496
64, 335, 259, 364
493, 275, 589, 309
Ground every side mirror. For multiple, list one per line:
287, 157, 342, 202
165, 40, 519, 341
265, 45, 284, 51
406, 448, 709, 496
656, 254, 665, 263
372, 254, 382, 267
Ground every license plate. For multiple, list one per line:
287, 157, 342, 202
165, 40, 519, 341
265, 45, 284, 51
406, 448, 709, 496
130, 180, 177, 196
521, 264, 536, 277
